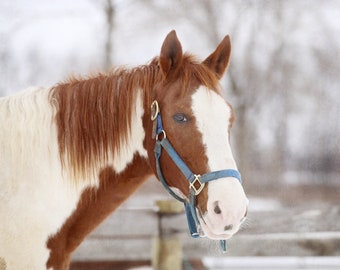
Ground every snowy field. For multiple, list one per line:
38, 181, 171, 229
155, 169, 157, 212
92, 257, 340, 270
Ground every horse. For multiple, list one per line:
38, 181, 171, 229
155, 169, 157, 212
0, 30, 248, 270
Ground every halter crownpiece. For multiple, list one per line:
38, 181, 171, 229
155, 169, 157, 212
151, 100, 242, 252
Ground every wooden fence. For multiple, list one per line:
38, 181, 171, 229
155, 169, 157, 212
71, 201, 340, 269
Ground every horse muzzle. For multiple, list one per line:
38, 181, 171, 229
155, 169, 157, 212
199, 177, 249, 240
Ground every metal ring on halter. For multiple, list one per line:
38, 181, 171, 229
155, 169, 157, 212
156, 130, 166, 141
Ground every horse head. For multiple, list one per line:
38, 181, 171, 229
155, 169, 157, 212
144, 31, 249, 241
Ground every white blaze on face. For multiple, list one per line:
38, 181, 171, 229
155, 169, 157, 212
191, 86, 248, 240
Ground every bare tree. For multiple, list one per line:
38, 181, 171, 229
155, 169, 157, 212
104, 0, 115, 71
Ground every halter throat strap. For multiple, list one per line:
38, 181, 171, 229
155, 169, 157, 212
151, 100, 242, 252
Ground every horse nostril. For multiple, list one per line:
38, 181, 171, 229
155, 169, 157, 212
214, 203, 222, 214
224, 224, 233, 231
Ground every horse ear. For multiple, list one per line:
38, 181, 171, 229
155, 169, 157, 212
159, 30, 183, 77
203, 35, 231, 79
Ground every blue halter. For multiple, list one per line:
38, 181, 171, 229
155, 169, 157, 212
151, 101, 242, 252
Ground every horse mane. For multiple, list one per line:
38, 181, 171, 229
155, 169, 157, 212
49, 54, 220, 181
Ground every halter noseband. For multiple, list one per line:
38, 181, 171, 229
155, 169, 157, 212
151, 100, 242, 252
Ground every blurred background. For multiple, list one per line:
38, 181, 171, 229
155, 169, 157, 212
1, 0, 339, 269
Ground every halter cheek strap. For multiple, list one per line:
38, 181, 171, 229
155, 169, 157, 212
151, 100, 242, 253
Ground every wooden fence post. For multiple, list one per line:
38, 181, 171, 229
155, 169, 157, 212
152, 200, 184, 270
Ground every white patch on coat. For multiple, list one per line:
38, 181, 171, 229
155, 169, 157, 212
191, 86, 248, 240
0, 88, 86, 269
112, 89, 148, 172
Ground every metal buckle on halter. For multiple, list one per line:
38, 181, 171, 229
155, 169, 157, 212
190, 174, 205, 195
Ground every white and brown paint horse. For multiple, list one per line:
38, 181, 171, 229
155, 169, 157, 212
0, 31, 248, 269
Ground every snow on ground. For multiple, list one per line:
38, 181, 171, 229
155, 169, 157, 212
203, 257, 340, 270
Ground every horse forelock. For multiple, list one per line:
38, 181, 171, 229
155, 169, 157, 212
160, 54, 221, 96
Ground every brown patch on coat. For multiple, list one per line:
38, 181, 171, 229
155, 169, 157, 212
46, 154, 152, 269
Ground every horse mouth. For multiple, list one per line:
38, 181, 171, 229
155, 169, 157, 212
199, 220, 234, 240
196, 207, 237, 240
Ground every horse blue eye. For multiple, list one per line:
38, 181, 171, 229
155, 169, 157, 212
173, 113, 188, 123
